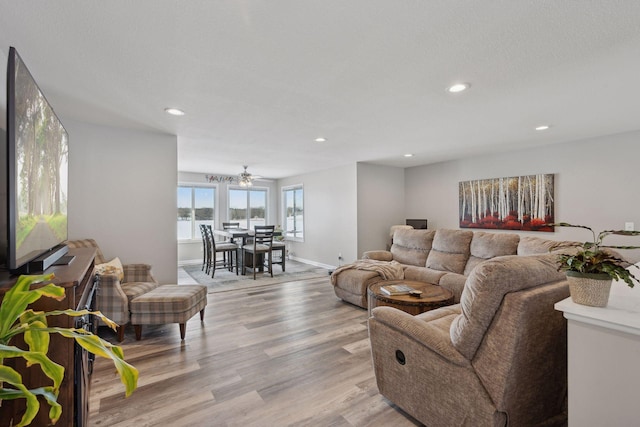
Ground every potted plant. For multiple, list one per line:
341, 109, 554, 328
0, 273, 138, 426
550, 222, 640, 307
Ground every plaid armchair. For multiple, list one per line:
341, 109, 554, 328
66, 239, 160, 341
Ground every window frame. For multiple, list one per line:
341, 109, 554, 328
177, 184, 217, 242
227, 185, 269, 230
282, 184, 304, 242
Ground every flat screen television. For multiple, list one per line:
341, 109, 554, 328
5, 47, 69, 273
406, 219, 428, 229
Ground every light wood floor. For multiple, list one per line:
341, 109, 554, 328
88, 275, 421, 426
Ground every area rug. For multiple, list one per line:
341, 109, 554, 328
182, 260, 330, 293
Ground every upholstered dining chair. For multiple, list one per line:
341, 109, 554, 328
242, 225, 274, 279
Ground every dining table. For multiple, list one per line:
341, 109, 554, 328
213, 228, 282, 274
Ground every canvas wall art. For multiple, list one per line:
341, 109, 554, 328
459, 174, 554, 232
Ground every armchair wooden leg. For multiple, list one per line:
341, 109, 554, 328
200, 308, 205, 321
117, 325, 126, 342
134, 325, 142, 341
179, 323, 186, 340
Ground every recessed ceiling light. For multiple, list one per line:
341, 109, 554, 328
447, 83, 470, 93
404, 153, 414, 158
535, 125, 551, 131
314, 137, 327, 142
164, 107, 185, 116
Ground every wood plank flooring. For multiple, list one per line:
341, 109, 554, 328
88, 275, 421, 426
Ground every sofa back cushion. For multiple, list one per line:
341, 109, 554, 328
450, 254, 565, 360
425, 229, 473, 274
517, 235, 578, 255
463, 232, 520, 275
390, 229, 435, 266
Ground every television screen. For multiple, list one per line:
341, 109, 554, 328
406, 219, 427, 229
7, 47, 68, 270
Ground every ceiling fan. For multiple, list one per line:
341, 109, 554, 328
238, 165, 257, 187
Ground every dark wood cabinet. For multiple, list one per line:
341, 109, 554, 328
0, 247, 97, 426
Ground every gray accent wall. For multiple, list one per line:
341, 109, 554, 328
405, 130, 640, 263
66, 119, 178, 283
357, 163, 405, 257
279, 164, 358, 266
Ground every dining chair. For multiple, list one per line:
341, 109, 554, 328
205, 225, 238, 277
199, 224, 210, 272
242, 225, 274, 279
270, 228, 286, 272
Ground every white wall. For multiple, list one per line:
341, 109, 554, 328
177, 171, 278, 264
357, 163, 405, 257
66, 120, 178, 282
405, 130, 640, 262
278, 164, 358, 267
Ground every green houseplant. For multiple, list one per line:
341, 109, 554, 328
550, 222, 640, 306
0, 273, 138, 426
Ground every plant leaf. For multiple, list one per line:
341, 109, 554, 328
0, 344, 65, 391
0, 274, 59, 338
0, 365, 41, 427
46, 327, 139, 396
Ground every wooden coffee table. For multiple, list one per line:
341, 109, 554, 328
368, 280, 454, 316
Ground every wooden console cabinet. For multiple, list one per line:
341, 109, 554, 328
0, 247, 97, 427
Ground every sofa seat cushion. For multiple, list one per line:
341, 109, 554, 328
426, 229, 473, 274
390, 229, 435, 266
450, 254, 565, 359
464, 232, 520, 275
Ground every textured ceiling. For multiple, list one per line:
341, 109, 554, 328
1, 1, 640, 179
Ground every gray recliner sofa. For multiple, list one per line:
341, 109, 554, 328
331, 228, 569, 308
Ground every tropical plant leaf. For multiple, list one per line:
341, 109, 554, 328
0, 365, 41, 427
0, 273, 59, 338
45, 308, 119, 331
0, 344, 65, 390
0, 273, 138, 425
46, 327, 139, 396
549, 222, 640, 287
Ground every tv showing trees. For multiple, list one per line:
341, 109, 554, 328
8, 47, 69, 269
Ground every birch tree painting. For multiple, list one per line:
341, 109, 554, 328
459, 174, 554, 232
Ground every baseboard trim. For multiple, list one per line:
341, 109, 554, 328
290, 256, 336, 271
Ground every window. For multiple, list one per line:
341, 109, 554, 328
177, 186, 215, 240
283, 185, 303, 241
228, 187, 267, 229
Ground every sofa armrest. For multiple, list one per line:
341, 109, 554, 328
123, 263, 157, 283
363, 250, 394, 262
370, 306, 468, 366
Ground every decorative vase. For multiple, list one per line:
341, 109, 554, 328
566, 271, 613, 307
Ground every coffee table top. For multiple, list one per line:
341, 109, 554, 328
369, 280, 454, 308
